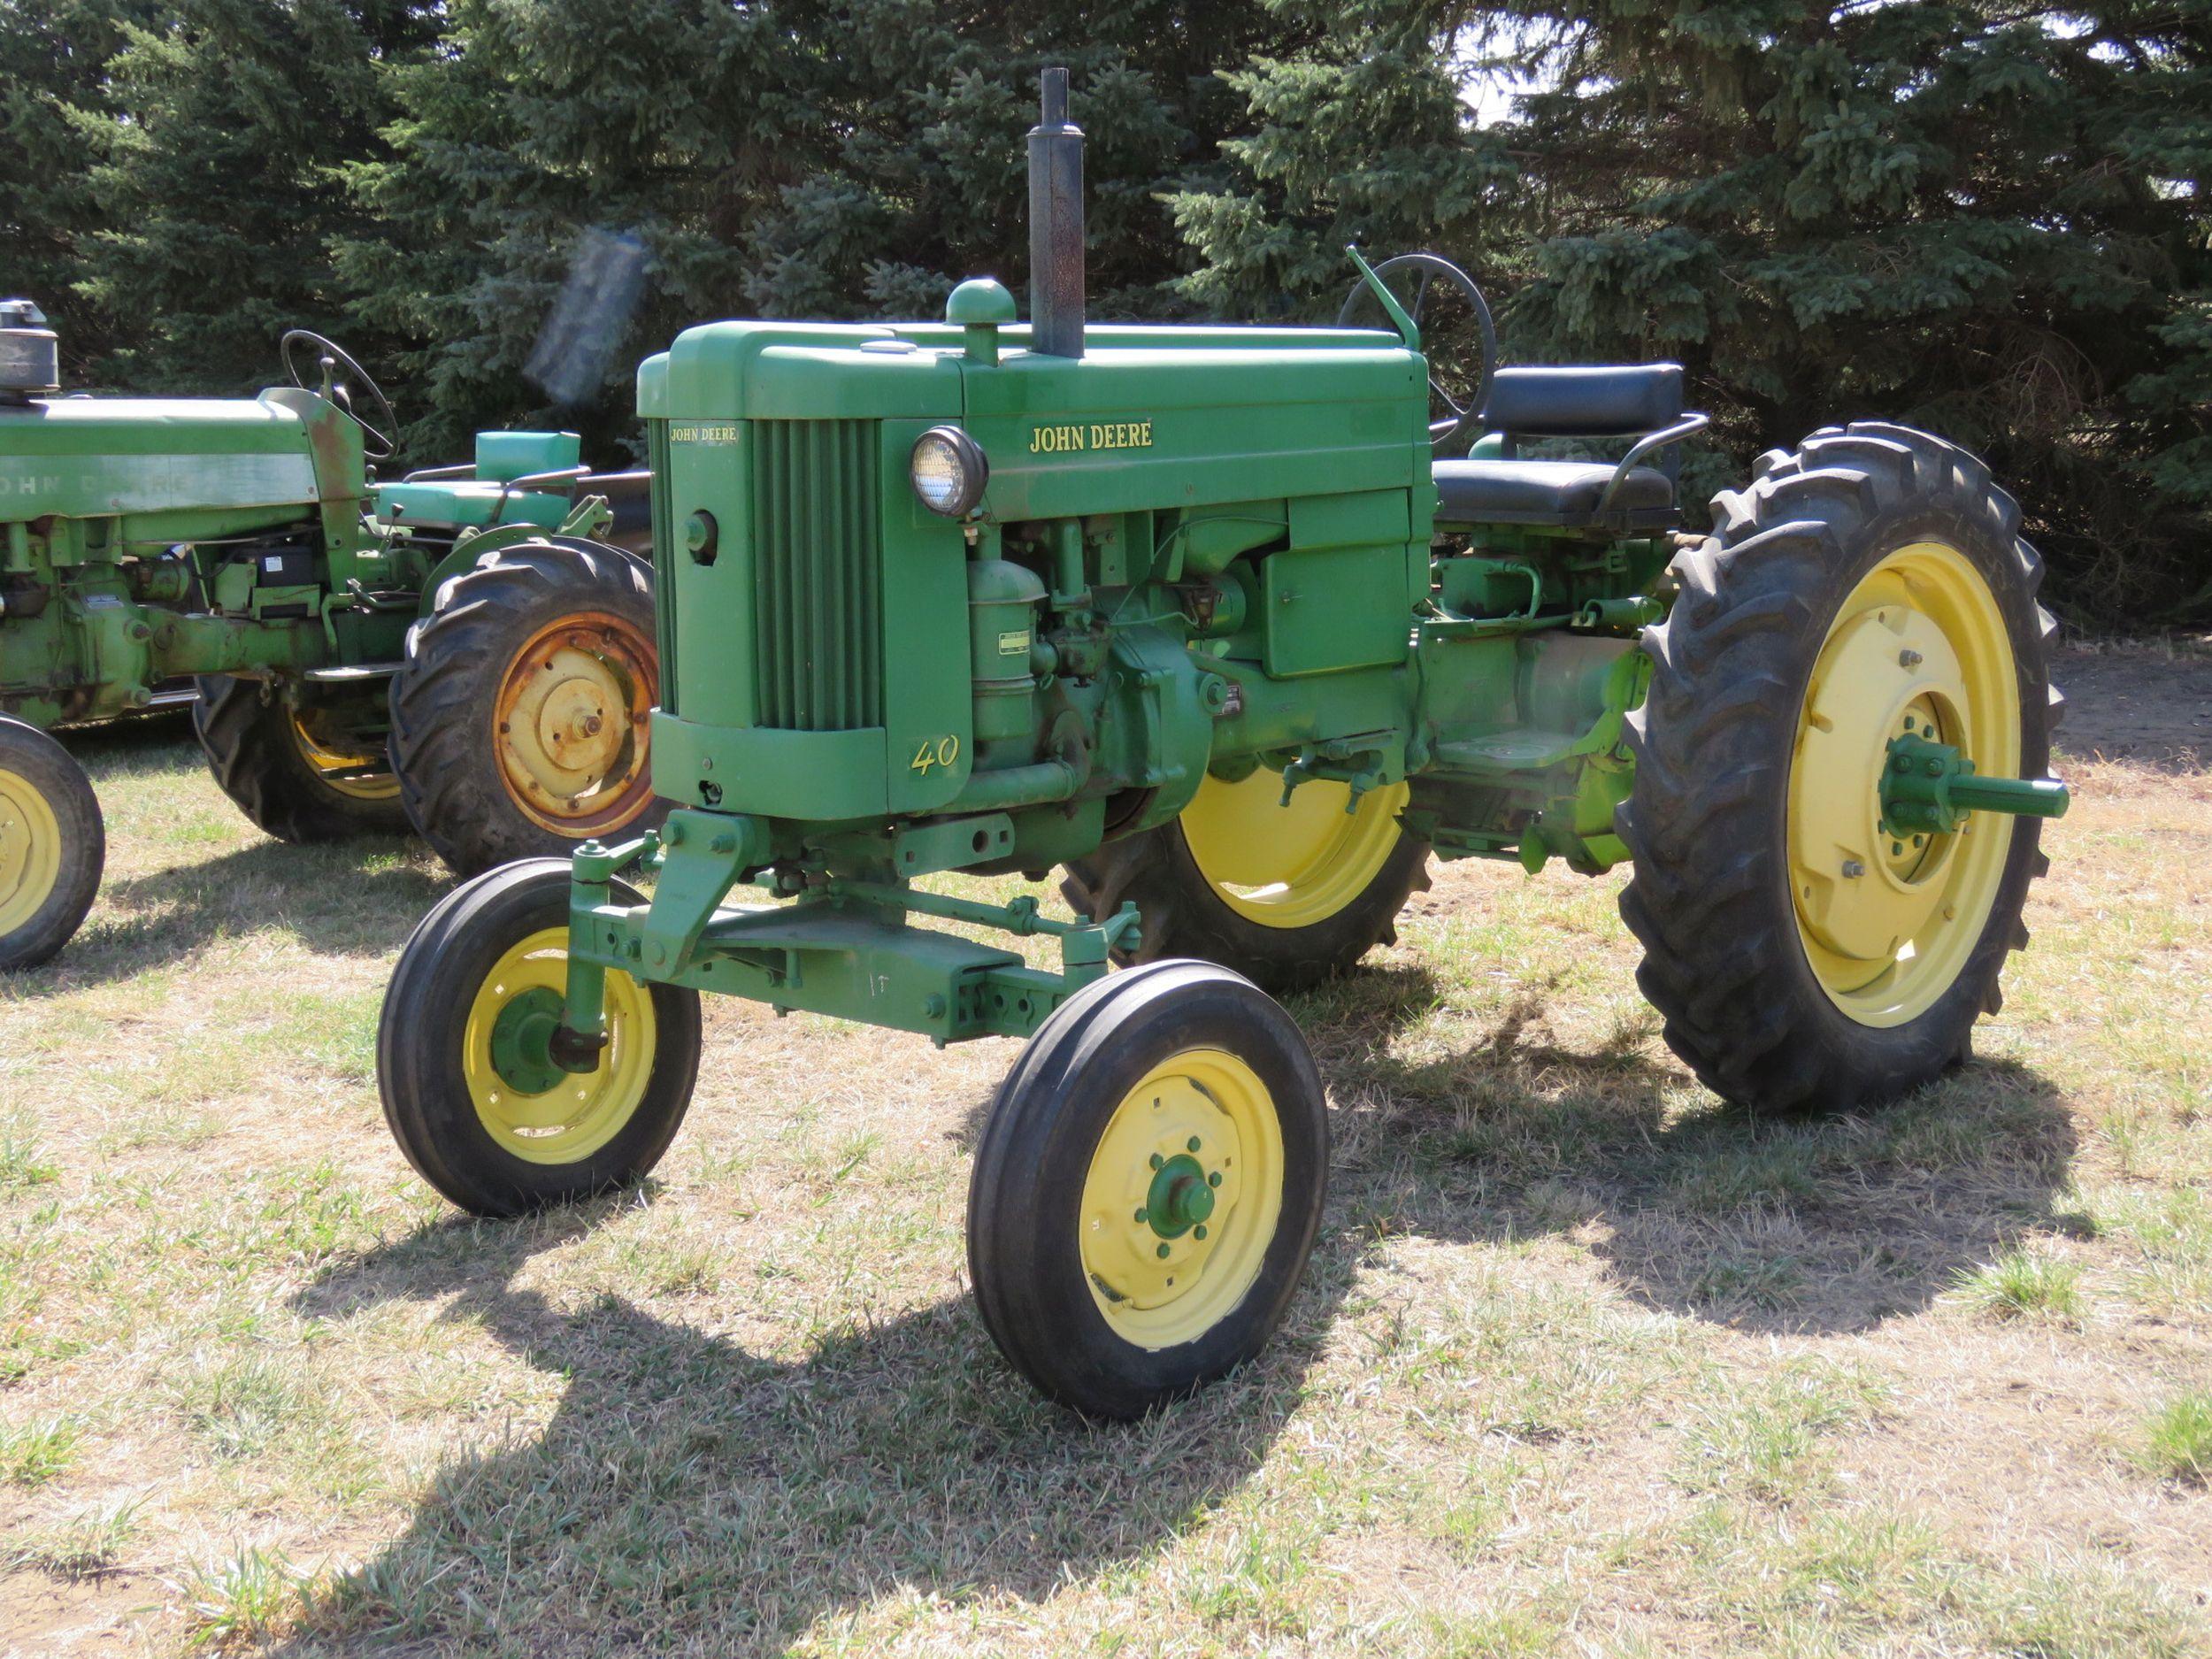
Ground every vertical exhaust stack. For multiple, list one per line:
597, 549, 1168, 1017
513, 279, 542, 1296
1027, 67, 1085, 358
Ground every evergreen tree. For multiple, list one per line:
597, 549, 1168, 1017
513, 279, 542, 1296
1167, 1, 1512, 322
1184, 1, 2210, 622
342, 0, 1316, 461
73, 0, 434, 393
1488, 0, 2211, 618
0, 0, 167, 380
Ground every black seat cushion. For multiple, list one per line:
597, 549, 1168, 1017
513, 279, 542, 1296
1433, 459, 1676, 526
1479, 365, 1684, 438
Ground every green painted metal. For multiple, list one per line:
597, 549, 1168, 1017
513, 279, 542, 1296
1144, 1153, 1216, 1239
1881, 732, 2071, 835
1, 349, 610, 733
544, 192, 2065, 1051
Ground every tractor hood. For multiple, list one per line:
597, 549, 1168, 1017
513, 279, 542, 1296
0, 387, 363, 520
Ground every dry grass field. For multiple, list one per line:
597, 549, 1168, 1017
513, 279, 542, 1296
1, 641, 2208, 1657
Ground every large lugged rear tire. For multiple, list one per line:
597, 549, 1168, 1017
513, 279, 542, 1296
1059, 772, 1429, 995
194, 675, 409, 841
1617, 421, 2064, 1114
389, 538, 664, 877
378, 859, 702, 1217
0, 715, 104, 970
967, 959, 1328, 1419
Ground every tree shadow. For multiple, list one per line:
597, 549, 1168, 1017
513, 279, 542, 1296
16, 837, 442, 994
1298, 968, 2079, 1335
277, 1200, 1336, 1655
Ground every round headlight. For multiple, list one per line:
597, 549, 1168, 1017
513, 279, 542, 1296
910, 426, 988, 518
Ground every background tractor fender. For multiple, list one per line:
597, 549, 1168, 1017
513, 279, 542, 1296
417, 527, 649, 621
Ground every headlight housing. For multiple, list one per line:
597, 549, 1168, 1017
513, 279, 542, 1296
910, 426, 988, 518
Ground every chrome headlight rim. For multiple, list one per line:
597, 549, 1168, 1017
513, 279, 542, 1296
910, 426, 989, 518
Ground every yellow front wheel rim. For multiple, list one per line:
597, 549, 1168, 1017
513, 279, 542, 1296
1179, 768, 1409, 929
1788, 541, 2019, 1026
1079, 1048, 1286, 1350
0, 766, 63, 934
288, 710, 400, 803
460, 926, 657, 1164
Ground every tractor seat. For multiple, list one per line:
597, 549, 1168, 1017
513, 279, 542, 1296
1432, 364, 1703, 532
1434, 459, 1674, 526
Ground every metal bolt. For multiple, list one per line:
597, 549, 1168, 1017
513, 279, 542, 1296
1149, 1153, 1164, 1171
1842, 859, 1865, 879
1133, 1208, 1148, 1224
1187, 1136, 1202, 1153
1156, 1243, 1171, 1259
1208, 1171, 1222, 1187
1900, 649, 1923, 668
1194, 1225, 1208, 1241
1891, 841, 1903, 856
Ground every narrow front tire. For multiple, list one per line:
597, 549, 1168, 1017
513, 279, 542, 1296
967, 960, 1329, 1419
0, 716, 103, 970
377, 859, 701, 1216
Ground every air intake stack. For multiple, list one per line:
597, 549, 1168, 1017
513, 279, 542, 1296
1027, 68, 1085, 358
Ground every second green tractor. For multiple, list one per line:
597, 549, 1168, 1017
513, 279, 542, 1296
0, 313, 664, 966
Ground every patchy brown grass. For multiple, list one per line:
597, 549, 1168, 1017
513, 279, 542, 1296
0, 644, 2207, 1657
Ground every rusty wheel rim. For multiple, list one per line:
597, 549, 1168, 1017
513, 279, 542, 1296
491, 611, 657, 839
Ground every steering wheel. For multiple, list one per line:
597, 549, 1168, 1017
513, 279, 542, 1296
280, 330, 397, 462
1337, 253, 1498, 454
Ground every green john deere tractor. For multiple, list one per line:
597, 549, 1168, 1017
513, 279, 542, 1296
0, 304, 663, 968
378, 72, 2069, 1418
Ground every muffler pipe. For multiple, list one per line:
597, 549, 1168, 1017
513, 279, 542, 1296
1027, 67, 1085, 358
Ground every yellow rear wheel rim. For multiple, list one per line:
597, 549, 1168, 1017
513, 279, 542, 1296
461, 926, 657, 1164
1079, 1048, 1285, 1350
1179, 768, 1409, 929
0, 766, 64, 935
1788, 541, 2018, 1026
288, 710, 400, 803
492, 612, 657, 839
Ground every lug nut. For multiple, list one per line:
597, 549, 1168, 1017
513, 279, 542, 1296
1900, 649, 1923, 668
1842, 859, 1865, 879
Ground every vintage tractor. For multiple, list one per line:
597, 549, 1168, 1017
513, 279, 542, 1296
378, 73, 2070, 1418
0, 305, 663, 967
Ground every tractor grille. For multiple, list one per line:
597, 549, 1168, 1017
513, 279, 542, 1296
645, 418, 679, 715
749, 419, 883, 730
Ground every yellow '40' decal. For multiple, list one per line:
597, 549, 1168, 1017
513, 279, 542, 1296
910, 735, 960, 774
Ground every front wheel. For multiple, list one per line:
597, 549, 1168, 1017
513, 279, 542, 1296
377, 859, 702, 1216
0, 715, 104, 970
1617, 421, 2065, 1113
967, 960, 1329, 1419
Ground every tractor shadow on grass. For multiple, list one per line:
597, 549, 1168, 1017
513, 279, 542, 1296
1292, 964, 2081, 1336
16, 711, 446, 990
25, 837, 438, 993
280, 1200, 1336, 1655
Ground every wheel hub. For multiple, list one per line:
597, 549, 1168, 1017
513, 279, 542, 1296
492, 615, 652, 830
1785, 540, 2033, 1026
1790, 601, 1967, 964
0, 767, 61, 934
1084, 1072, 1245, 1312
462, 926, 657, 1164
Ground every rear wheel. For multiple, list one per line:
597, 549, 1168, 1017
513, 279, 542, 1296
390, 537, 663, 877
0, 715, 103, 970
194, 675, 407, 841
1059, 770, 1428, 994
967, 960, 1328, 1418
377, 859, 701, 1217
1617, 421, 2064, 1112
